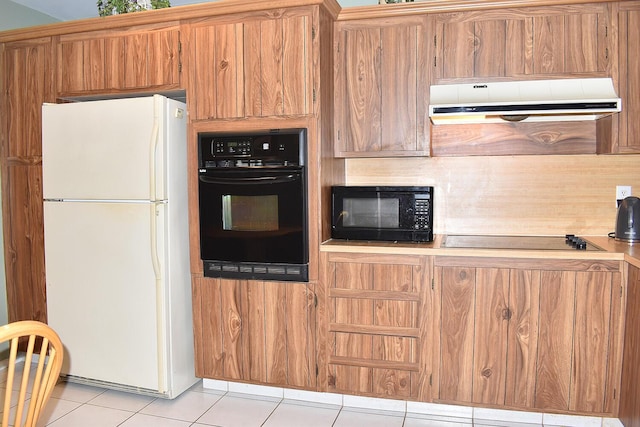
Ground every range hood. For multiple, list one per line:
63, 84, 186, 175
429, 78, 621, 124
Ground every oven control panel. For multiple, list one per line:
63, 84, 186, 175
198, 129, 306, 168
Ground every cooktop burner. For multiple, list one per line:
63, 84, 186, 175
442, 234, 603, 251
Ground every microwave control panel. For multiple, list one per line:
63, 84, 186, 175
414, 195, 432, 230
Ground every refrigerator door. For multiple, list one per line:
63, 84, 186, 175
42, 95, 186, 201
44, 200, 168, 392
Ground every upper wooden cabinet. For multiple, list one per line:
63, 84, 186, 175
333, 16, 430, 157
432, 2, 614, 82
616, 2, 640, 153
435, 256, 624, 415
186, 7, 314, 120
4, 39, 54, 158
57, 24, 181, 96
429, 3, 616, 156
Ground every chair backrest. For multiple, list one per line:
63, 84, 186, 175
0, 321, 64, 427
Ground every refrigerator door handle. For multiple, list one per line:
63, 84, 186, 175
149, 201, 167, 392
149, 120, 160, 202
149, 203, 162, 281
148, 108, 162, 281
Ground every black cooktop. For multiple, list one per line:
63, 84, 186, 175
442, 234, 603, 251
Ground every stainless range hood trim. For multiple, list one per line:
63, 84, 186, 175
429, 78, 622, 124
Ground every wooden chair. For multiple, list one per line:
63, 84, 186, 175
0, 321, 64, 427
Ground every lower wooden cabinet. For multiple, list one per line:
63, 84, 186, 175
434, 256, 624, 415
192, 277, 316, 389
192, 251, 626, 416
319, 252, 435, 400
620, 263, 640, 426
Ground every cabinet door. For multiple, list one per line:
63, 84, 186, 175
620, 264, 640, 424
187, 9, 313, 120
334, 16, 429, 157
188, 22, 244, 120
57, 25, 181, 95
433, 3, 612, 82
244, 13, 312, 117
536, 269, 622, 413
321, 252, 434, 400
435, 257, 623, 415
616, 4, 640, 153
192, 277, 316, 388
438, 265, 537, 406
431, 4, 615, 157
2, 39, 54, 324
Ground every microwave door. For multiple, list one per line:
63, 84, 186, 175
341, 197, 399, 229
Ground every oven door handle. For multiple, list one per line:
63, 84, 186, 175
199, 174, 300, 185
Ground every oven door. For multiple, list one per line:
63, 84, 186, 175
198, 167, 307, 268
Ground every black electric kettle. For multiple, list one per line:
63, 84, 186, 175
615, 196, 640, 242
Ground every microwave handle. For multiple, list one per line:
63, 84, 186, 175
199, 174, 300, 185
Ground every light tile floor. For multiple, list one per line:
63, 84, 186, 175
0, 374, 626, 426
0, 379, 620, 427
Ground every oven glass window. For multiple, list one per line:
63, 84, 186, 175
198, 168, 306, 265
222, 195, 279, 231
343, 198, 399, 228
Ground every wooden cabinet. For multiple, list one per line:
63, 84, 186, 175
616, 2, 640, 153
432, 3, 613, 82
333, 16, 429, 157
1, 38, 55, 324
186, 7, 313, 120
57, 24, 181, 96
620, 263, 640, 426
191, 277, 316, 389
435, 256, 624, 415
430, 3, 615, 157
319, 252, 434, 400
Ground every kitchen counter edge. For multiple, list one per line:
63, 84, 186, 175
321, 235, 640, 267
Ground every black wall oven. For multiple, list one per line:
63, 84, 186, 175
198, 129, 308, 282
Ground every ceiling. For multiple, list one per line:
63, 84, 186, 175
9, 0, 214, 21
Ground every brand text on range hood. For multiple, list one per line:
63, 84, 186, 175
429, 78, 621, 124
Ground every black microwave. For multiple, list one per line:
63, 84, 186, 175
331, 186, 434, 242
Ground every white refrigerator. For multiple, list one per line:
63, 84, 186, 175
42, 95, 197, 398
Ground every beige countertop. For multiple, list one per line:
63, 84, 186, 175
321, 234, 640, 267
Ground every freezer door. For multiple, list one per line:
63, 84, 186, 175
44, 200, 168, 392
42, 95, 186, 201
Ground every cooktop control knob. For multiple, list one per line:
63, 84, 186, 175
565, 234, 587, 250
